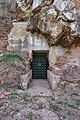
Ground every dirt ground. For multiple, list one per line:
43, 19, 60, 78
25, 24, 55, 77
0, 79, 80, 120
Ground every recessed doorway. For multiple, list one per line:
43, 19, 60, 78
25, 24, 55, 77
32, 51, 49, 79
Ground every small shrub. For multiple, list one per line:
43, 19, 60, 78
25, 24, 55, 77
0, 54, 23, 62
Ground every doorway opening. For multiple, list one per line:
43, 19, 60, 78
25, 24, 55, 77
32, 50, 49, 79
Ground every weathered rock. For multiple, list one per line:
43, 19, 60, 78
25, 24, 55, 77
0, 0, 16, 33
0, 94, 5, 99
7, 22, 28, 52
62, 64, 80, 82
20, 70, 32, 89
26, 0, 80, 47
0, 33, 8, 53
0, 0, 80, 48
35, 109, 59, 120
0, 57, 30, 88
47, 70, 61, 90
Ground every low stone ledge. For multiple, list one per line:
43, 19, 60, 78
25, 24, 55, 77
20, 70, 32, 90
47, 70, 61, 90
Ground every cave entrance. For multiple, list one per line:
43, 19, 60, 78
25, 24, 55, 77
32, 50, 49, 79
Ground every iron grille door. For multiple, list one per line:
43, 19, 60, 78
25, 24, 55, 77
32, 53, 48, 79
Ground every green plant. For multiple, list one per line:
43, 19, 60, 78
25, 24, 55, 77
50, 103, 61, 111
28, 112, 33, 120
22, 93, 31, 101
12, 92, 19, 96
70, 92, 79, 96
0, 54, 24, 68
15, 109, 20, 113
75, 99, 80, 106
0, 82, 10, 91
0, 54, 23, 62
0, 112, 4, 119
29, 11, 34, 17
67, 104, 77, 109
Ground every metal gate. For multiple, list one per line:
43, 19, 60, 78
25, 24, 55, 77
32, 52, 49, 79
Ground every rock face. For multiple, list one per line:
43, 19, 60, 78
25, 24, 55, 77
7, 0, 80, 77
0, 0, 80, 90
50, 45, 80, 89
7, 22, 28, 52
26, 0, 80, 47
0, 55, 30, 88
0, 33, 8, 53
0, 0, 80, 45
0, 0, 16, 33
20, 70, 32, 89
0, 0, 80, 48
0, 0, 16, 53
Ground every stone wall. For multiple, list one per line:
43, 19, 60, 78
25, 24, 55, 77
0, 0, 80, 90
0, 33, 8, 53
0, 0, 16, 33
7, 22, 71, 67
7, 0, 80, 67
0, 0, 16, 53
49, 45, 80, 89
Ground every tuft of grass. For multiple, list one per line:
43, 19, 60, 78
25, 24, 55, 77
0, 54, 23, 62
67, 104, 77, 109
75, 99, 80, 106
21, 92, 31, 101
15, 109, 20, 113
11, 109, 20, 118
0, 82, 10, 91
0, 112, 4, 120
28, 112, 33, 120
50, 104, 61, 111
70, 92, 79, 96
12, 92, 19, 96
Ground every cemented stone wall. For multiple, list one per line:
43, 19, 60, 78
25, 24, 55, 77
7, 22, 69, 67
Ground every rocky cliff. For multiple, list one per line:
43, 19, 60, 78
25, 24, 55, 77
0, 0, 16, 33
0, 0, 80, 83
0, 0, 16, 52
0, 0, 80, 47
16, 0, 80, 47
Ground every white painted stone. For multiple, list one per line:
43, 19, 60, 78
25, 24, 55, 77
49, 46, 68, 66
70, 22, 78, 31
47, 70, 60, 90
55, 46, 68, 57
54, 0, 66, 11
7, 22, 28, 51
7, 22, 68, 66
8, 22, 28, 41
20, 70, 32, 89
63, 12, 74, 20
16, 0, 26, 11
32, 0, 43, 9
26, 32, 49, 51
54, 0, 73, 12
47, 7, 57, 17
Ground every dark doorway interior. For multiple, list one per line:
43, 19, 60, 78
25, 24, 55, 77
32, 51, 49, 79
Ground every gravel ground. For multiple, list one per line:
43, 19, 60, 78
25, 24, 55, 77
0, 79, 80, 120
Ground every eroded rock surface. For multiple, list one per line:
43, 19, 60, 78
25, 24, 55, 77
0, 0, 80, 47
15, 0, 79, 47
26, 0, 80, 47
0, 0, 16, 33
0, 79, 80, 120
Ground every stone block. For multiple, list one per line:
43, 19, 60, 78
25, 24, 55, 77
8, 39, 22, 45
20, 70, 32, 90
7, 44, 22, 52
47, 70, 60, 90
